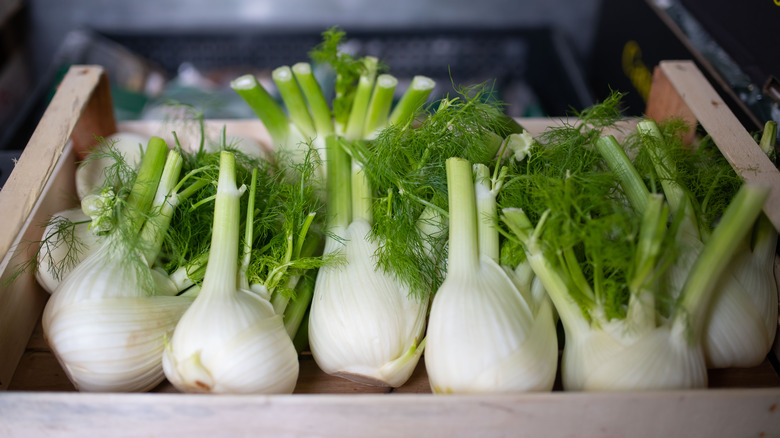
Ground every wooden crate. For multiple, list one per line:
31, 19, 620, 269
0, 61, 779, 438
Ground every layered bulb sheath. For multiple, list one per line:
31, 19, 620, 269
42, 236, 192, 392
308, 219, 428, 387
701, 221, 778, 369
560, 317, 708, 391
162, 285, 299, 394
425, 255, 558, 393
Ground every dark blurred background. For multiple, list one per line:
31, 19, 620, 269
1, 0, 778, 184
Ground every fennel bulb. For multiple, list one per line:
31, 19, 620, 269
308, 136, 427, 387
505, 184, 768, 391
76, 132, 148, 200
622, 120, 779, 369
162, 151, 299, 394
498, 104, 771, 391
43, 138, 194, 392
701, 214, 779, 368
36, 207, 100, 294
425, 158, 558, 394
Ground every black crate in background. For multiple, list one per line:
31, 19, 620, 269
102, 27, 594, 118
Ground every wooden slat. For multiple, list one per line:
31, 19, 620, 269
0, 142, 80, 390
0, 389, 777, 438
0, 65, 115, 263
646, 60, 780, 231
0, 66, 115, 390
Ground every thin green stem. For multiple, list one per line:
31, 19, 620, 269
139, 149, 183, 263
675, 184, 769, 337
446, 157, 479, 272
363, 74, 398, 139
231, 74, 290, 145
626, 193, 667, 333
325, 135, 352, 229
200, 151, 242, 297
474, 163, 499, 261
294, 212, 317, 260
351, 162, 373, 223
501, 208, 589, 333
637, 120, 687, 216
176, 177, 210, 201
389, 75, 435, 126
292, 62, 334, 138
125, 136, 168, 234
595, 134, 651, 214
281, 272, 315, 340
273, 66, 316, 139
240, 168, 259, 290
344, 56, 378, 141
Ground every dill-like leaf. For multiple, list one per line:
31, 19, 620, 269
499, 91, 642, 321
346, 82, 517, 297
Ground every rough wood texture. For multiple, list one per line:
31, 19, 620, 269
0, 143, 79, 390
0, 66, 115, 263
0, 390, 778, 438
0, 66, 115, 391
646, 60, 780, 231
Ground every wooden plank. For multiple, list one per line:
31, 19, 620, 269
0, 389, 778, 438
0, 143, 79, 390
70, 70, 118, 159
0, 66, 114, 390
645, 64, 698, 145
646, 60, 780, 231
0, 65, 114, 265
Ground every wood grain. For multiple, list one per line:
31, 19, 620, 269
0, 389, 778, 438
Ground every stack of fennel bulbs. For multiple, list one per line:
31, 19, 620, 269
229, 28, 443, 388
42, 136, 198, 392
499, 96, 770, 391
597, 118, 778, 370
309, 74, 529, 388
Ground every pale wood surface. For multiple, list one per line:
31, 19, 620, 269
0, 389, 778, 438
0, 66, 115, 391
0, 143, 79, 390
0, 66, 114, 263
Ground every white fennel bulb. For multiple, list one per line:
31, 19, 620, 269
308, 136, 427, 388
36, 207, 101, 294
560, 313, 707, 391
76, 132, 148, 200
702, 215, 778, 368
425, 159, 558, 394
631, 120, 778, 370
43, 140, 193, 392
309, 219, 428, 387
162, 151, 299, 394
503, 178, 769, 391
